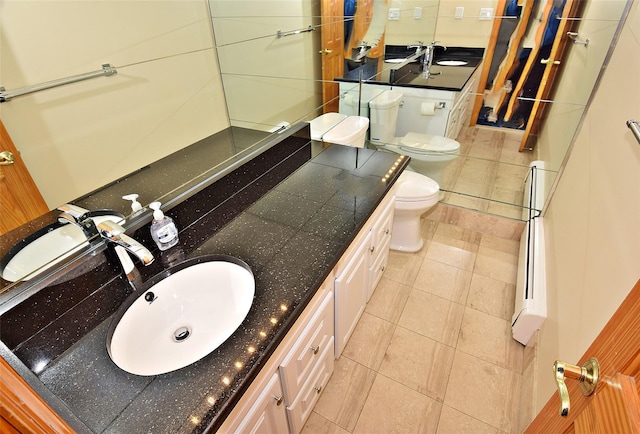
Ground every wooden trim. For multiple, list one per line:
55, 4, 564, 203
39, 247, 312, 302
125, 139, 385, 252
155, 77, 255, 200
525, 278, 640, 432
470, 0, 507, 126
0, 357, 74, 434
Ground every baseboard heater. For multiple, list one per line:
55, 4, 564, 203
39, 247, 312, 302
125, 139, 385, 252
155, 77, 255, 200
512, 161, 547, 345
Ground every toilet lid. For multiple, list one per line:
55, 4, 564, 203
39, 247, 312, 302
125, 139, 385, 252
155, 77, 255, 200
396, 171, 440, 201
399, 132, 460, 153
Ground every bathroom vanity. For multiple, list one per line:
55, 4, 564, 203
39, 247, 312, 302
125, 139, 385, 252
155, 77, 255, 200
338, 47, 483, 139
0, 123, 407, 433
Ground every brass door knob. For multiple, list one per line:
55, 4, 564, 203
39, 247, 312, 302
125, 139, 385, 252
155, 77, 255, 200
553, 358, 599, 416
0, 151, 14, 165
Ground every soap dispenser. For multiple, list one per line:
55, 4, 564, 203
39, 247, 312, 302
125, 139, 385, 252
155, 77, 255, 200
149, 202, 179, 250
123, 194, 144, 216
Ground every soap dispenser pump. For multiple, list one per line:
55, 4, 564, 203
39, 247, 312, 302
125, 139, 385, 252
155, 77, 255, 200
123, 194, 143, 216
149, 202, 179, 250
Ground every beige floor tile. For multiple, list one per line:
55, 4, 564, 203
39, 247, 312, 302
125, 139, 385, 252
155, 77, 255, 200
313, 357, 376, 432
353, 374, 442, 434
435, 222, 482, 246
342, 312, 395, 371
398, 289, 465, 346
378, 326, 455, 400
384, 249, 425, 286
366, 277, 411, 324
474, 247, 518, 285
426, 235, 477, 271
445, 351, 521, 432
413, 258, 472, 305
457, 307, 524, 372
466, 273, 516, 321
301, 412, 350, 434
436, 405, 504, 434
480, 233, 520, 256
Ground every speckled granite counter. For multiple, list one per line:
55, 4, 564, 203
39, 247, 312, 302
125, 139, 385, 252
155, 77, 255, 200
0, 123, 407, 433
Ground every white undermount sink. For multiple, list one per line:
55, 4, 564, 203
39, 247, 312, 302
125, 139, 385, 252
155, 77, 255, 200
106, 255, 255, 376
436, 59, 468, 66
1, 214, 125, 283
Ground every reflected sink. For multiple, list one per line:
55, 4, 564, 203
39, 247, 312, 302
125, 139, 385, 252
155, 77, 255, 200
384, 58, 407, 64
106, 255, 255, 376
1, 212, 125, 282
436, 59, 469, 66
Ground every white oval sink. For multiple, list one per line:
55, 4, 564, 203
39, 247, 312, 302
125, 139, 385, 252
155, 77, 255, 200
106, 255, 255, 376
1, 214, 124, 282
384, 58, 407, 64
436, 59, 468, 66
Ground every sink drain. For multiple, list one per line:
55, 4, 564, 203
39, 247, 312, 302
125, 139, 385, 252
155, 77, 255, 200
173, 326, 192, 342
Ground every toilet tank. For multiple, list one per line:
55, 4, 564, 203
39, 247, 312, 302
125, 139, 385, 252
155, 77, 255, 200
369, 90, 403, 144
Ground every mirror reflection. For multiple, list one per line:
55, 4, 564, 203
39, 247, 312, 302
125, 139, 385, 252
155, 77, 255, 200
0, 0, 629, 291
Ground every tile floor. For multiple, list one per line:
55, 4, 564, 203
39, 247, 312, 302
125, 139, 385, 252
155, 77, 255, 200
300, 204, 527, 434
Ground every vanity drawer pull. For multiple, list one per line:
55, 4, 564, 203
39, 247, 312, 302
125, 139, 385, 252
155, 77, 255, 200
310, 345, 320, 355
274, 395, 284, 406
313, 385, 322, 394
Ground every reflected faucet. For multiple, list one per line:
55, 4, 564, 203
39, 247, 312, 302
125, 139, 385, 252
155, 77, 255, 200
422, 41, 446, 78
57, 204, 98, 237
353, 40, 372, 62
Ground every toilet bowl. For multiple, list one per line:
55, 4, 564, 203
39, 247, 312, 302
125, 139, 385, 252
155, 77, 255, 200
368, 90, 460, 186
391, 170, 440, 252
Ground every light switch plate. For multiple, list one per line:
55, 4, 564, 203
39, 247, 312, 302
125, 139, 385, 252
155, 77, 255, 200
455, 6, 464, 19
388, 8, 400, 20
414, 7, 422, 19
479, 7, 493, 20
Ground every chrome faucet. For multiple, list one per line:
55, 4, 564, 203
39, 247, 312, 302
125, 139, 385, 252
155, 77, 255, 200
97, 220, 154, 266
353, 40, 372, 62
422, 41, 446, 78
57, 204, 98, 237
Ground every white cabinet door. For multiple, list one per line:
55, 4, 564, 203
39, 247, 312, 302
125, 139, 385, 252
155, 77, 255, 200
334, 236, 370, 357
233, 372, 289, 434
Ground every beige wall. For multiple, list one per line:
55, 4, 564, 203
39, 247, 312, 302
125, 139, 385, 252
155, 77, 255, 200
0, 0, 229, 208
534, 0, 640, 413
435, 0, 498, 48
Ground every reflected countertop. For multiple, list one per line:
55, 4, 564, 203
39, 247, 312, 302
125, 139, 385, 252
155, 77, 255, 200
338, 46, 484, 92
0, 125, 408, 433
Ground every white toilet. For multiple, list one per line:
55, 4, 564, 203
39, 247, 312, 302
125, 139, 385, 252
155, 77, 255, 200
309, 113, 369, 148
391, 170, 440, 252
368, 90, 460, 186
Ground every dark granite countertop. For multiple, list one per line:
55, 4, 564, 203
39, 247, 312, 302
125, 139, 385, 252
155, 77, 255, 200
338, 46, 484, 92
0, 123, 407, 433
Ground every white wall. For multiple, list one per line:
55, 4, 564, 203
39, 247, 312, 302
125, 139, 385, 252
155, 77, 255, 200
0, 0, 229, 208
535, 0, 640, 412
435, 0, 498, 48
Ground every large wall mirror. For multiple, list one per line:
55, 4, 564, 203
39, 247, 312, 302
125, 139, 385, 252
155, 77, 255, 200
0, 0, 631, 296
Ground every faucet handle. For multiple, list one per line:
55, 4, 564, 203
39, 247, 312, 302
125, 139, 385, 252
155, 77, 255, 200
97, 220, 125, 238
57, 204, 91, 220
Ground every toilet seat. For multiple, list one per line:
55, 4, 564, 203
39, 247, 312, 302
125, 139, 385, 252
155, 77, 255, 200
397, 132, 460, 155
396, 171, 440, 203
322, 116, 369, 148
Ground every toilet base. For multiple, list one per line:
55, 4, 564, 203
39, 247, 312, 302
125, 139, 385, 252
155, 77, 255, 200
390, 212, 424, 252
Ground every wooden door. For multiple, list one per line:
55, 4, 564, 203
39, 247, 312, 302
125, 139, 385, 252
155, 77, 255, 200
0, 119, 48, 235
320, 0, 344, 113
525, 278, 640, 432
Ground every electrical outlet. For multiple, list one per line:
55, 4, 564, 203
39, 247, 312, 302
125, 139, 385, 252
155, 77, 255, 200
388, 8, 400, 20
455, 6, 464, 19
479, 7, 493, 20
414, 7, 422, 19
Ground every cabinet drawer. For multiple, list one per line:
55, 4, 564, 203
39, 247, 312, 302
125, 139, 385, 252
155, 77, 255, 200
368, 234, 391, 301
232, 372, 289, 434
286, 339, 335, 434
280, 290, 334, 401
370, 198, 395, 256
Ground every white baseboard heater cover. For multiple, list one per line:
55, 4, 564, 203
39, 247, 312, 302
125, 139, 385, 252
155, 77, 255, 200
512, 217, 547, 345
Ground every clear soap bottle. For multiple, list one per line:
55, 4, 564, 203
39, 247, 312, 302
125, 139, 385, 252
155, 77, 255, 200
149, 202, 179, 250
